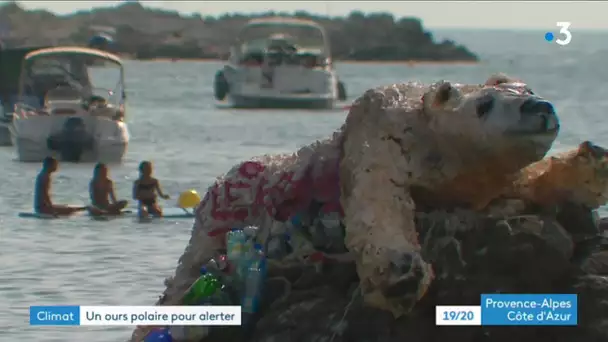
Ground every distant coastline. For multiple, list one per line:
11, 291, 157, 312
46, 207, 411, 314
133, 58, 480, 65
0, 2, 479, 62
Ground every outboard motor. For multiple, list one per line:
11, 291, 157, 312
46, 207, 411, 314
47, 117, 94, 162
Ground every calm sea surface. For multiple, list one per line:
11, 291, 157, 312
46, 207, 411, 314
2, 30, 607, 341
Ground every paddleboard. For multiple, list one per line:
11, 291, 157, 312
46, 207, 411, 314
135, 208, 195, 221
18, 212, 66, 219
89, 210, 134, 221
18, 208, 194, 220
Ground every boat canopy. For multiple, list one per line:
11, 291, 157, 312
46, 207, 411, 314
244, 17, 325, 31
24, 47, 122, 65
18, 47, 125, 109
0, 46, 50, 112
237, 17, 330, 55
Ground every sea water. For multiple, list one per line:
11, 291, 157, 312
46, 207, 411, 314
3, 30, 608, 341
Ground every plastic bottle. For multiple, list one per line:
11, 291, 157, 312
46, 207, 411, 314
226, 229, 248, 261
227, 228, 257, 281
285, 232, 293, 255
206, 254, 230, 275
241, 243, 267, 314
266, 236, 282, 259
243, 225, 260, 239
319, 211, 346, 252
310, 218, 328, 249
320, 211, 342, 236
181, 267, 222, 305
285, 224, 315, 257
144, 327, 173, 342
290, 213, 303, 228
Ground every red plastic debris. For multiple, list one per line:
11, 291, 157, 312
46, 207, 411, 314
308, 252, 325, 263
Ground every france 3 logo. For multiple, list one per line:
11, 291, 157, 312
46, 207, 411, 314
544, 22, 572, 46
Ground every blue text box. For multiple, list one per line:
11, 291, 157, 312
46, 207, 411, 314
30, 306, 80, 326
481, 294, 577, 326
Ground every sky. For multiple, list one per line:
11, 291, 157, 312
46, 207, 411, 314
8, 1, 608, 30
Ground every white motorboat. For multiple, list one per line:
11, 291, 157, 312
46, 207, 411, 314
213, 17, 347, 109
0, 46, 50, 146
9, 47, 129, 163
0, 100, 8, 145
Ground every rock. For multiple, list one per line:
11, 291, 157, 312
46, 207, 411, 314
556, 202, 600, 239
580, 251, 608, 275
554, 202, 606, 265
489, 216, 573, 279
567, 275, 608, 341
200, 214, 607, 342
510, 141, 608, 211
599, 217, 608, 234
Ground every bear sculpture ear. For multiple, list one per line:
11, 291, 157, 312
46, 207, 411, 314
576, 140, 593, 157
578, 141, 594, 154
484, 74, 534, 95
577, 140, 606, 159
576, 140, 608, 159
422, 81, 461, 111
485, 73, 515, 86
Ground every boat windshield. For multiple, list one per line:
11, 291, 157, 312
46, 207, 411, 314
87, 59, 123, 106
239, 22, 327, 55
22, 53, 123, 109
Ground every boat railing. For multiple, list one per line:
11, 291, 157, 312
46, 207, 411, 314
238, 50, 329, 70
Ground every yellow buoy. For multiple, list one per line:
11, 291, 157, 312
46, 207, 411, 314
177, 190, 201, 209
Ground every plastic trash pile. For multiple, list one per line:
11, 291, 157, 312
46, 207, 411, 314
143, 200, 347, 342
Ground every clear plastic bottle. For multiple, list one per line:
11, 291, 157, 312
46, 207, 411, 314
226, 229, 248, 261
319, 211, 346, 252
227, 228, 257, 281
206, 254, 239, 290
241, 243, 266, 314
243, 225, 260, 239
320, 211, 342, 236
267, 232, 291, 259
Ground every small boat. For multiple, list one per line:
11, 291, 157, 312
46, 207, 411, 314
9, 47, 129, 163
0, 46, 51, 146
214, 17, 347, 109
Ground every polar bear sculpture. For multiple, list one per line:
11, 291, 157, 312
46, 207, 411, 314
130, 74, 561, 341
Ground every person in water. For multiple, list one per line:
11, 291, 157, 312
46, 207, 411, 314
89, 163, 128, 215
133, 161, 170, 217
34, 156, 88, 216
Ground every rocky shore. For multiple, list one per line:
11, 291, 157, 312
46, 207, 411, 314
135, 204, 608, 342
203, 206, 608, 342
0, 2, 478, 62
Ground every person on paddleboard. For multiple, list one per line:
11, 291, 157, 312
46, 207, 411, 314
89, 163, 128, 216
34, 157, 88, 216
133, 161, 170, 218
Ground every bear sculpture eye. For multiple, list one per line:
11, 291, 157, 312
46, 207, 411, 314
525, 87, 535, 95
476, 95, 495, 118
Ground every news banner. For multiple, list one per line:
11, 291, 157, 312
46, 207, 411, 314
29, 294, 577, 326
